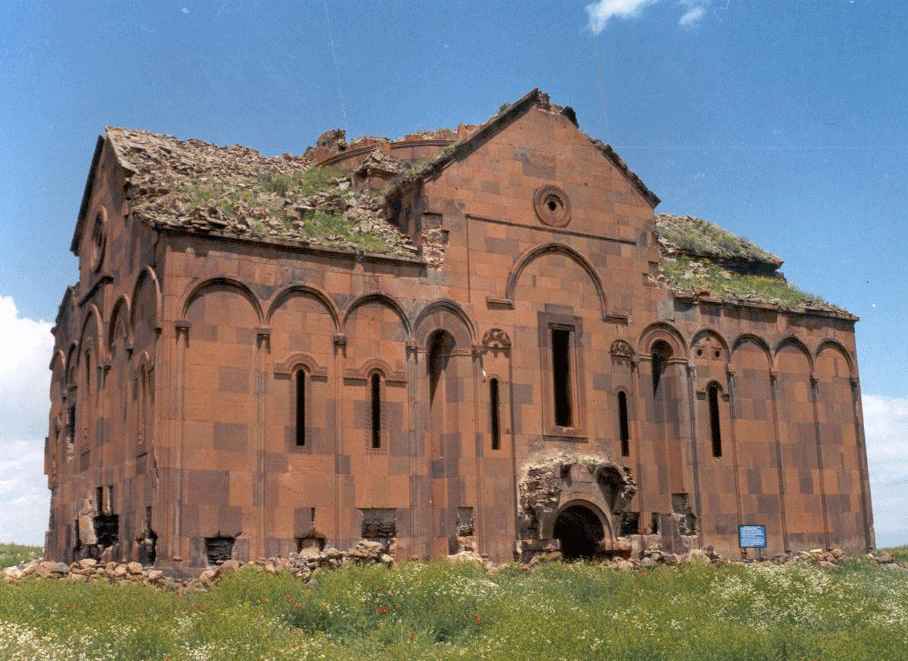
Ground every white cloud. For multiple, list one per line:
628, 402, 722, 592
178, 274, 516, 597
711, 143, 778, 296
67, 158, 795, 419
863, 394, 908, 548
0, 296, 52, 545
679, 1, 708, 28
0, 441, 48, 546
586, 0, 658, 34
586, 0, 712, 33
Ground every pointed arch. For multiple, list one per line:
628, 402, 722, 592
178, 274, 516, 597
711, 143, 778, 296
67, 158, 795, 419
689, 328, 730, 357
341, 292, 411, 338
65, 342, 79, 388
107, 294, 133, 351
637, 321, 687, 358
815, 339, 856, 378
131, 266, 162, 330
78, 303, 105, 364
414, 298, 476, 348
267, 284, 340, 331
181, 276, 264, 324
731, 333, 773, 368
505, 243, 609, 320
773, 335, 814, 373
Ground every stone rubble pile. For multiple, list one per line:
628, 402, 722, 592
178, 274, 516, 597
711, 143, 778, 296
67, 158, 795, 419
2, 540, 394, 591
106, 128, 418, 257
4, 542, 904, 590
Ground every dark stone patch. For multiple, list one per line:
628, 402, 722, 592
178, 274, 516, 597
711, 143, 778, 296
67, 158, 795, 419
213, 422, 248, 451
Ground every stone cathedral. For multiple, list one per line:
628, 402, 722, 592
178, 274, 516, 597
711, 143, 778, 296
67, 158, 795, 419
44, 89, 874, 572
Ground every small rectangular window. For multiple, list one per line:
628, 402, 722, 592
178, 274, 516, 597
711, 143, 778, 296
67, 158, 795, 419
551, 328, 573, 427
371, 373, 382, 449
295, 370, 306, 447
96, 486, 104, 513
489, 378, 501, 450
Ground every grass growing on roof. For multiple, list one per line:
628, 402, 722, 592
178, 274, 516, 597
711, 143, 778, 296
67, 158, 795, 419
656, 215, 781, 265
660, 255, 831, 310
1, 557, 907, 659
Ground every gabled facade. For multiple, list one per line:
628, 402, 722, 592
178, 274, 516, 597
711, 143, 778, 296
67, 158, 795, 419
45, 90, 874, 572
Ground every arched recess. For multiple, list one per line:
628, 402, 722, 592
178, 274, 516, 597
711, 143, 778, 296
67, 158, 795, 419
108, 311, 132, 449
342, 292, 412, 339
731, 333, 772, 370
552, 500, 610, 560
414, 299, 475, 349
638, 321, 686, 359
78, 304, 105, 365
690, 328, 730, 361
267, 284, 340, 332
775, 337, 825, 549
773, 336, 814, 374
181, 277, 264, 325
107, 295, 133, 352
65, 343, 79, 389
131, 266, 163, 330
49, 350, 66, 411
815, 339, 856, 378
504, 243, 608, 319
814, 339, 866, 550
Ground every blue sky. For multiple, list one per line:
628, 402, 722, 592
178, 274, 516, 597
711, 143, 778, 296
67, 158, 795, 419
0, 1, 905, 546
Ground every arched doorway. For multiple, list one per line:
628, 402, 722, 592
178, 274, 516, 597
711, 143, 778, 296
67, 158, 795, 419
553, 504, 605, 560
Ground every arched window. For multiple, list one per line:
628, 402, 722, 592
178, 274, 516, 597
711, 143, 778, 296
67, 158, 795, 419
489, 378, 501, 450
618, 391, 630, 457
370, 373, 382, 449
708, 382, 722, 457
651, 341, 672, 396
295, 369, 306, 447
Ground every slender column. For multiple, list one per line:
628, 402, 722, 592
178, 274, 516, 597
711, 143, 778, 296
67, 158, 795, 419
471, 345, 484, 555
684, 362, 705, 548
255, 329, 270, 560
809, 375, 832, 549
629, 357, 645, 532
726, 368, 745, 539
172, 320, 190, 561
332, 334, 346, 548
768, 370, 790, 552
405, 340, 419, 558
507, 342, 520, 559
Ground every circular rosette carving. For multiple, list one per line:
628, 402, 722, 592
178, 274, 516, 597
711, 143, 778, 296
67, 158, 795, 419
533, 185, 571, 228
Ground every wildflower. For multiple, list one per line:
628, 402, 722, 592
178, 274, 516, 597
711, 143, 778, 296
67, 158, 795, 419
376, 606, 390, 615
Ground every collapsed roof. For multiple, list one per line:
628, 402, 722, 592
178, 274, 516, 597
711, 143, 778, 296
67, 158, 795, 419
70, 89, 851, 318
654, 214, 853, 318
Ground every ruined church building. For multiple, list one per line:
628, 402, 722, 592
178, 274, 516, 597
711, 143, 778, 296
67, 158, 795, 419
45, 89, 874, 571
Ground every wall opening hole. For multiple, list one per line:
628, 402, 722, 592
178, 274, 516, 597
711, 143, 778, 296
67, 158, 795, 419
205, 536, 235, 565
554, 505, 604, 560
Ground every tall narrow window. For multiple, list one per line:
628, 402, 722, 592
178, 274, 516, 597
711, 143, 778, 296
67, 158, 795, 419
708, 382, 722, 457
68, 403, 76, 442
618, 391, 630, 457
295, 370, 306, 447
651, 341, 672, 396
489, 378, 501, 450
551, 328, 573, 427
370, 373, 382, 449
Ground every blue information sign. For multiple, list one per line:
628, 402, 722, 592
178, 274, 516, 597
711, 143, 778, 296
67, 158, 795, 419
738, 524, 767, 549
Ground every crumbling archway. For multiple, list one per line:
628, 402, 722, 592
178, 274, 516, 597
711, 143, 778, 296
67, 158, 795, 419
553, 503, 605, 560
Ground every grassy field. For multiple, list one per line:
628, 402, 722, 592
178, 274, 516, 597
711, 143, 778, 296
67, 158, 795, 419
0, 543, 41, 569
2, 552, 907, 660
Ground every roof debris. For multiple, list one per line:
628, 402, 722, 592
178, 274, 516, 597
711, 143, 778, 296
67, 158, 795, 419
106, 127, 418, 257
654, 214, 852, 317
